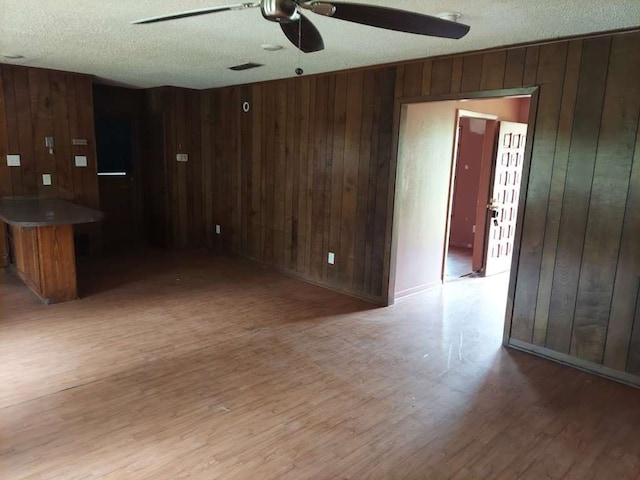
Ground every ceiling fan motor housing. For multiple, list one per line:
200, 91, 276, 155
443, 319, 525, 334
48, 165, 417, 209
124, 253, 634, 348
261, 0, 300, 23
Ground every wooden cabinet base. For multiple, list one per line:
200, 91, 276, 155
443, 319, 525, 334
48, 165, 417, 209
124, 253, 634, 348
11, 224, 78, 304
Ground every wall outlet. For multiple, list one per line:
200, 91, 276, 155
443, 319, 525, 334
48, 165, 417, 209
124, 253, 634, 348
176, 153, 189, 162
42, 174, 52, 186
215, 224, 221, 235
327, 252, 335, 265
74, 155, 88, 167
6, 154, 20, 167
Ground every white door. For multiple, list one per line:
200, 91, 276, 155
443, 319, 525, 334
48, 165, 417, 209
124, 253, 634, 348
483, 121, 527, 276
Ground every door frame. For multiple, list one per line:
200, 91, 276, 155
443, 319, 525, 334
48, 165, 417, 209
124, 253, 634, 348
384, 86, 539, 346
444, 110, 499, 281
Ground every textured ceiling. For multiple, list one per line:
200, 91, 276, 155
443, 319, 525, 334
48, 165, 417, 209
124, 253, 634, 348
1, 0, 639, 89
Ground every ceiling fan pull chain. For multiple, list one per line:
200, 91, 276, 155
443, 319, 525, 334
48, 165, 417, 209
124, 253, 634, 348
296, 14, 304, 75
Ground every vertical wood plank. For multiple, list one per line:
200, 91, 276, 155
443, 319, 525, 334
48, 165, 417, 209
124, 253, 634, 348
421, 60, 432, 96
303, 78, 316, 276
370, 68, 395, 297
309, 76, 328, 280
251, 85, 263, 260
353, 70, 375, 292
328, 73, 347, 284
338, 71, 363, 288
510, 41, 568, 343
480, 51, 507, 91
430, 59, 453, 94
460, 54, 484, 92
12, 67, 37, 195
503, 47, 527, 88
572, 33, 640, 363
283, 79, 296, 270
50, 72, 73, 200
0, 67, 12, 197
3, 66, 24, 196
532, 40, 583, 346
450, 57, 463, 94
546, 37, 612, 352
609, 111, 640, 372
401, 63, 423, 98
523, 46, 541, 86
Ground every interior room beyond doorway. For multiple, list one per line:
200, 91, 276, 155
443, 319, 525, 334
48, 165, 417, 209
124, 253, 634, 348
392, 94, 531, 302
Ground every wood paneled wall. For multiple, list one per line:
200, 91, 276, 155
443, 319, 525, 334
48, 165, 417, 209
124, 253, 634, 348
199, 70, 396, 302
146, 30, 640, 380
0, 64, 100, 261
143, 87, 202, 249
0, 64, 99, 205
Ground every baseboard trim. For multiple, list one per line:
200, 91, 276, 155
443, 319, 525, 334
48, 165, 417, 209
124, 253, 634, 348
394, 281, 442, 301
508, 338, 640, 389
226, 252, 386, 306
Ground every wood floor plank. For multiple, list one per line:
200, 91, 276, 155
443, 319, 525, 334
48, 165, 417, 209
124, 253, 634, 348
1, 250, 639, 479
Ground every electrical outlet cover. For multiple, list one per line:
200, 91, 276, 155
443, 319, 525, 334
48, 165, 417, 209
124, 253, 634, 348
74, 155, 88, 167
176, 153, 188, 162
42, 174, 52, 186
328, 252, 335, 265
7, 154, 20, 167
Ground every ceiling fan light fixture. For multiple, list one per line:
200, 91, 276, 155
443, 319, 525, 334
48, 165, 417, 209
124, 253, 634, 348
436, 12, 462, 23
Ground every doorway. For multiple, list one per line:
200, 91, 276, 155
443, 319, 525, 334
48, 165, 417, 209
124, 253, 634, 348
390, 91, 534, 304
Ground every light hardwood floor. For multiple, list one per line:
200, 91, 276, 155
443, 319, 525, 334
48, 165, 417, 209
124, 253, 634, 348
1, 249, 639, 479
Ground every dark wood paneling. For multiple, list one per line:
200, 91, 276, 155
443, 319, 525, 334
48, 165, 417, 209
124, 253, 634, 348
532, 40, 583, 346
546, 37, 612, 353
143, 86, 202, 249
0, 64, 100, 260
144, 31, 640, 382
93, 85, 145, 251
511, 42, 568, 343
574, 32, 640, 363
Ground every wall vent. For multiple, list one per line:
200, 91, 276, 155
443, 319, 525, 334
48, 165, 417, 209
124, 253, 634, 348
228, 62, 264, 71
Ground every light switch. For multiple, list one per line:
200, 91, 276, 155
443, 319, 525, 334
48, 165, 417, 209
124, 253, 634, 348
42, 174, 52, 186
215, 224, 221, 235
328, 252, 335, 265
7, 154, 20, 167
176, 154, 188, 162
75, 155, 88, 167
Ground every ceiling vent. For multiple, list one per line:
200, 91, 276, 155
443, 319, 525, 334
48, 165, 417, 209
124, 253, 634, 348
228, 62, 264, 71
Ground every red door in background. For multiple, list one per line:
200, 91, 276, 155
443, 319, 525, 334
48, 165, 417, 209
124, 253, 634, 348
483, 121, 527, 276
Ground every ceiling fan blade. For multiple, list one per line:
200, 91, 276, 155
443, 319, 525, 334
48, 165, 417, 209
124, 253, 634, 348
132, 2, 259, 25
309, 2, 470, 39
280, 14, 325, 53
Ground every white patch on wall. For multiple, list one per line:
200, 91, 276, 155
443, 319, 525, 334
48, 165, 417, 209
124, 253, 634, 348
6, 154, 21, 167
469, 118, 487, 134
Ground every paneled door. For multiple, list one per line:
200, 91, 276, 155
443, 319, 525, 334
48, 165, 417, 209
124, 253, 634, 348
484, 121, 527, 276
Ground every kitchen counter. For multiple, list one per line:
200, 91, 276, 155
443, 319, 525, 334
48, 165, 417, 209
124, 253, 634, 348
1, 197, 104, 304
0, 196, 104, 227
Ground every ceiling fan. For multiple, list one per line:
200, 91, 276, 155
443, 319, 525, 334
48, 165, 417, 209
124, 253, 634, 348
132, 0, 470, 53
